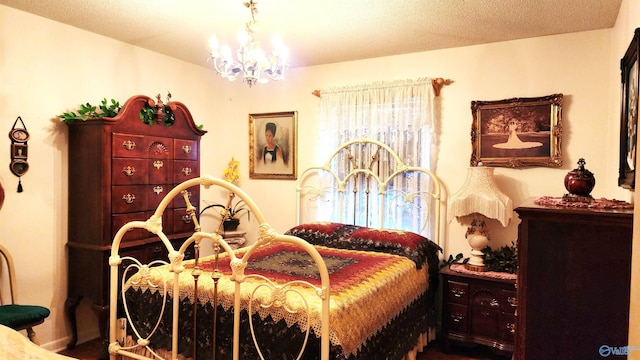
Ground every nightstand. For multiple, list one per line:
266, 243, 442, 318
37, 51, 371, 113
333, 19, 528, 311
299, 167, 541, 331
441, 265, 517, 355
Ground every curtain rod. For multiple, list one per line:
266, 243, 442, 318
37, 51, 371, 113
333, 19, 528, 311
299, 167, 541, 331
312, 77, 450, 98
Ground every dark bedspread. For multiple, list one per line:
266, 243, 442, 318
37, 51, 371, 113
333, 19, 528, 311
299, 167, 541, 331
121, 223, 441, 360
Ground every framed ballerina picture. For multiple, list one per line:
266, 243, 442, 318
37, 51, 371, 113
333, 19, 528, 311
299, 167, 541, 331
249, 111, 298, 180
470, 94, 563, 168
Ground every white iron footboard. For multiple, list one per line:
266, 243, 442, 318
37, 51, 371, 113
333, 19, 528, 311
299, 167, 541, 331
107, 176, 330, 360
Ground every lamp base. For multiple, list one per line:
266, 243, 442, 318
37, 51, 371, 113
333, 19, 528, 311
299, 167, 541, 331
465, 263, 487, 272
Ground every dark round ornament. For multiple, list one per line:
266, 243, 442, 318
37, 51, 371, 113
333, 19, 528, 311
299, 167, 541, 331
564, 158, 595, 196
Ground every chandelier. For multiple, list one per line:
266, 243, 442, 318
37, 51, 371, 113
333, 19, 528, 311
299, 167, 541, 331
208, 1, 289, 87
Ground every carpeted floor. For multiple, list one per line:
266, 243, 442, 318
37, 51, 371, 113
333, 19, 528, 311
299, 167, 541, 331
58, 337, 509, 360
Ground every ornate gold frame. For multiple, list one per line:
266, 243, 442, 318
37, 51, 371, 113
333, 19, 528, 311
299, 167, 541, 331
249, 111, 298, 179
470, 94, 563, 168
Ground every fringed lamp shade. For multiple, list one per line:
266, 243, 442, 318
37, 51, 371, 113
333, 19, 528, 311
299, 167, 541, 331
448, 167, 513, 271
448, 167, 513, 226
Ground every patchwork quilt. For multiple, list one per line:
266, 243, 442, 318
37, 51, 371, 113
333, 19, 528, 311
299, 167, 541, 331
122, 223, 440, 360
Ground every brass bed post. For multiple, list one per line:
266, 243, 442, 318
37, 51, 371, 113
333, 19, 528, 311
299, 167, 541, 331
182, 190, 202, 360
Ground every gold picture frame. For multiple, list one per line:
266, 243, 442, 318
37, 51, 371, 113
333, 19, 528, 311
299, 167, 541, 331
470, 94, 563, 168
249, 111, 298, 180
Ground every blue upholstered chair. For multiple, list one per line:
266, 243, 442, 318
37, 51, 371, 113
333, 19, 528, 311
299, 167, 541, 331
0, 244, 50, 344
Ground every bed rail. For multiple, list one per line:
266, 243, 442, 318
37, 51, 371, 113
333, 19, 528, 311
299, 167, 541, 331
107, 176, 330, 360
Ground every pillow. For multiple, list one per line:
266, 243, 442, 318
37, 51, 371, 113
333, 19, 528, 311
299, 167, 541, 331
285, 222, 441, 269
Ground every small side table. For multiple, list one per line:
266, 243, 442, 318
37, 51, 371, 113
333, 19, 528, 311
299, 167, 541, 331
441, 265, 517, 356
222, 230, 246, 249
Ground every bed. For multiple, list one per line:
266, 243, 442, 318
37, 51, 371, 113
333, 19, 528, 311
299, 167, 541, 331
107, 139, 444, 360
0, 324, 77, 360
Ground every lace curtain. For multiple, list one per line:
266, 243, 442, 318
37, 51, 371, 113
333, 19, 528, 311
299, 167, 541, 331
316, 78, 437, 235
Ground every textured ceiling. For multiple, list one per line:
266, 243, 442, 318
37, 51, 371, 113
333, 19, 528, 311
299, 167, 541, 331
0, 0, 623, 69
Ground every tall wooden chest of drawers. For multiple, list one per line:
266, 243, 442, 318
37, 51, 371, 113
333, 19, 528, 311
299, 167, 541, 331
514, 199, 633, 360
441, 266, 517, 355
64, 95, 206, 348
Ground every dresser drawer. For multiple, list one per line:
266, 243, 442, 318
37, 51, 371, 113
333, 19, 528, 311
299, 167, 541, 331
112, 212, 149, 242
447, 280, 469, 304
499, 312, 516, 343
148, 158, 172, 184
470, 285, 500, 309
112, 185, 149, 213
172, 208, 196, 234
112, 158, 149, 185
112, 211, 174, 241
501, 289, 517, 314
113, 133, 145, 158
147, 184, 173, 210
173, 160, 199, 183
145, 136, 173, 159
174, 139, 198, 160
471, 306, 499, 339
446, 303, 468, 333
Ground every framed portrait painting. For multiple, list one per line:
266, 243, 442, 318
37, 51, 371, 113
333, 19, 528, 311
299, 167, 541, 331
470, 94, 563, 168
619, 28, 640, 190
249, 111, 298, 180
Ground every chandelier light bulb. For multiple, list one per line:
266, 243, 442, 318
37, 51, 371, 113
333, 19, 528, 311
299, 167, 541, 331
220, 45, 232, 61
208, 36, 219, 53
237, 30, 250, 46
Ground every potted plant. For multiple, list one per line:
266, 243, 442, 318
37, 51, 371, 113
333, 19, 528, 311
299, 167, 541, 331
200, 198, 250, 232
199, 157, 249, 232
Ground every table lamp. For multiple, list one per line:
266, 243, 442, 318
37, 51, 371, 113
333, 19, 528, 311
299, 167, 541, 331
448, 166, 513, 271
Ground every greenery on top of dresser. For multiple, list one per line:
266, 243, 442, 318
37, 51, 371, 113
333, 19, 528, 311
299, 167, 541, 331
140, 92, 175, 127
59, 98, 121, 123
60, 93, 205, 129
483, 241, 517, 274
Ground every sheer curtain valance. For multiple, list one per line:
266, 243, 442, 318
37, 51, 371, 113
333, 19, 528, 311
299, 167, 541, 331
318, 78, 436, 168
315, 78, 438, 236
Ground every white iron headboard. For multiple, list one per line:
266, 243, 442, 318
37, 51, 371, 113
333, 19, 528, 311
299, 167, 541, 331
296, 138, 443, 247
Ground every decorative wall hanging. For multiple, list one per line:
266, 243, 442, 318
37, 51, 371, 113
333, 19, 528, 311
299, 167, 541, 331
8, 116, 29, 192
619, 28, 640, 190
470, 94, 563, 168
249, 111, 297, 180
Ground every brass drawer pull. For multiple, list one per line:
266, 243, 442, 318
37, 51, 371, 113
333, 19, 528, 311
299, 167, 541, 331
122, 194, 136, 204
452, 288, 466, 297
153, 186, 163, 195
123, 140, 136, 151
181, 167, 192, 176
507, 323, 516, 334
451, 313, 464, 323
182, 145, 192, 154
122, 166, 136, 177
508, 296, 517, 307
182, 215, 192, 224
153, 160, 164, 169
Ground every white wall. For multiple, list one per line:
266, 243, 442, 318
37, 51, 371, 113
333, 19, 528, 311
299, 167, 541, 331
0, 2, 637, 352
613, 0, 640, 356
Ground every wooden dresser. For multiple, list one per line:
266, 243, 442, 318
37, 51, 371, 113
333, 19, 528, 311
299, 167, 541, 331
514, 199, 633, 360
441, 266, 517, 355
65, 95, 206, 348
